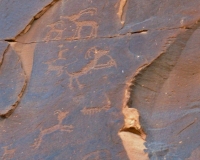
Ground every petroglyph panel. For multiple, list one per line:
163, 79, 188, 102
43, 7, 99, 41
44, 45, 117, 90
2, 0, 200, 159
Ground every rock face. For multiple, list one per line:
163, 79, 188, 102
1, 0, 200, 159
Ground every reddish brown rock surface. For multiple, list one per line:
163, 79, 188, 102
1, 0, 200, 159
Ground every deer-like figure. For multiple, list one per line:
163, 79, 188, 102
65, 47, 117, 89
61, 8, 98, 39
32, 110, 73, 149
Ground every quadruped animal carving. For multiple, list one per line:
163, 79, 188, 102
61, 8, 98, 39
32, 110, 73, 149
66, 47, 117, 89
44, 20, 65, 41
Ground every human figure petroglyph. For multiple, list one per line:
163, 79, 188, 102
2, 146, 15, 160
61, 8, 98, 39
58, 45, 68, 60
44, 20, 65, 41
66, 47, 117, 89
32, 110, 73, 149
81, 94, 111, 115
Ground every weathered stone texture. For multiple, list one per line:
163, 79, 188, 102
1, 0, 200, 160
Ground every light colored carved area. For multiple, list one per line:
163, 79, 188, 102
2, 146, 15, 160
66, 47, 117, 90
9, 42, 35, 80
117, 0, 128, 25
32, 110, 73, 149
61, 8, 98, 39
82, 149, 111, 160
81, 94, 111, 115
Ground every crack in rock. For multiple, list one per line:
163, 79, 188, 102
4, 0, 61, 41
0, 46, 27, 118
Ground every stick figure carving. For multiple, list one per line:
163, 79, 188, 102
61, 8, 98, 39
44, 45, 68, 76
32, 110, 73, 149
66, 47, 117, 89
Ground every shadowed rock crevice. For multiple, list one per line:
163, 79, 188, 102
0, 46, 27, 118
125, 20, 200, 159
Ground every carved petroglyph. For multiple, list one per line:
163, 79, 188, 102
82, 149, 111, 160
45, 46, 116, 89
2, 146, 15, 160
81, 94, 111, 115
66, 47, 117, 89
61, 8, 98, 39
58, 44, 68, 60
32, 110, 73, 149
43, 8, 98, 40
45, 60, 64, 76
44, 45, 68, 76
117, 0, 128, 25
44, 20, 65, 41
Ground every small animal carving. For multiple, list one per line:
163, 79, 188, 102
32, 110, 73, 149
